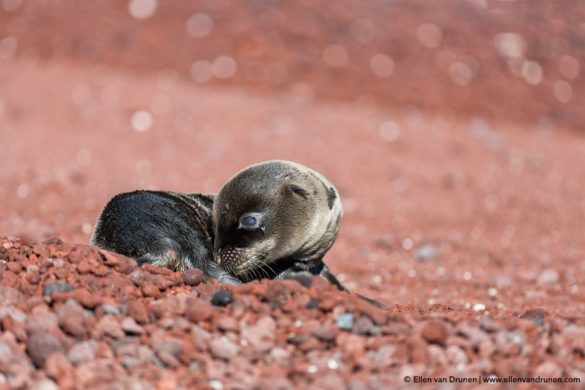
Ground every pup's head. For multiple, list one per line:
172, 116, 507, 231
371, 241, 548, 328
213, 160, 343, 282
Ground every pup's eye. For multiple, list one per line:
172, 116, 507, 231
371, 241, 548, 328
238, 213, 262, 230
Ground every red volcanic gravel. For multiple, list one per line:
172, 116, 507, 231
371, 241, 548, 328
0, 237, 584, 388
2, 1, 585, 389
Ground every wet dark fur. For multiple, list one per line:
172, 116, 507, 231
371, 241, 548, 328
90, 190, 239, 283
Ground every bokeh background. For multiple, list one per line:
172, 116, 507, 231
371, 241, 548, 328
1, 0, 585, 305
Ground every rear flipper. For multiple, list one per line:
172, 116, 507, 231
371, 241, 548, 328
316, 262, 387, 310
277, 261, 387, 309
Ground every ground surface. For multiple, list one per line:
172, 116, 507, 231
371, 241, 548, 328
1, 1, 585, 389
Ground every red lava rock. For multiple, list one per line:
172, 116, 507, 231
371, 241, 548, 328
494, 357, 531, 377
337, 333, 366, 360
242, 316, 277, 354
45, 351, 75, 390
181, 268, 205, 286
1, 315, 28, 342
149, 300, 180, 321
312, 324, 338, 342
7, 261, 23, 272
217, 316, 240, 332
186, 299, 214, 322
126, 299, 149, 324
121, 317, 144, 335
93, 315, 124, 339
67, 340, 98, 365
142, 264, 173, 276
68, 288, 101, 309
26, 330, 64, 367
141, 282, 162, 298
407, 336, 429, 365
446, 345, 468, 365
99, 250, 137, 274
210, 337, 240, 360
57, 301, 90, 337
353, 316, 375, 336
421, 320, 449, 346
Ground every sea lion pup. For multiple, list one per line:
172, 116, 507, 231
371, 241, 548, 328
90, 191, 240, 284
90, 160, 384, 307
213, 160, 385, 308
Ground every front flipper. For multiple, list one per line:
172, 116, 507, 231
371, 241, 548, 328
205, 261, 242, 285
137, 254, 241, 285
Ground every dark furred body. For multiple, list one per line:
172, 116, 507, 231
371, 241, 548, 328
90, 190, 239, 283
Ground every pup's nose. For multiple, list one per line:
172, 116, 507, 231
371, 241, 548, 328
214, 247, 224, 265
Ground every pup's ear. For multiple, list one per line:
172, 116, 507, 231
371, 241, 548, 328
326, 187, 337, 210
288, 184, 310, 199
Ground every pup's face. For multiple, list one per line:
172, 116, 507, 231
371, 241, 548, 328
212, 163, 318, 282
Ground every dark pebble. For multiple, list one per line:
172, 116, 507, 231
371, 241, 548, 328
43, 281, 75, 297
210, 290, 233, 306
305, 299, 319, 309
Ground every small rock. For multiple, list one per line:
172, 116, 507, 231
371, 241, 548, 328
101, 304, 120, 315
415, 243, 437, 261
495, 330, 524, 356
94, 315, 124, 339
408, 336, 429, 365
157, 350, 179, 368
67, 340, 98, 365
31, 379, 60, 390
26, 330, 64, 367
421, 320, 448, 345
121, 317, 144, 335
354, 316, 375, 336
336, 313, 354, 331
42, 282, 75, 297
521, 308, 547, 326
60, 300, 90, 333
242, 316, 276, 353
211, 290, 233, 306
126, 300, 149, 324
182, 269, 205, 286
537, 268, 560, 285
368, 345, 398, 369
446, 345, 468, 365
45, 352, 74, 389
129, 270, 150, 287
69, 289, 101, 309
210, 337, 240, 360
186, 300, 214, 322
312, 324, 338, 342
305, 299, 319, 309
217, 316, 239, 332
534, 361, 562, 377
141, 282, 162, 298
